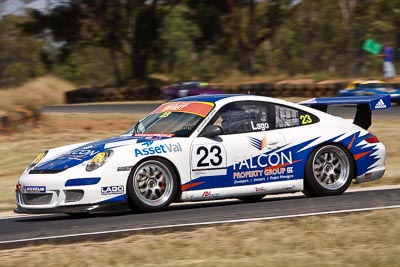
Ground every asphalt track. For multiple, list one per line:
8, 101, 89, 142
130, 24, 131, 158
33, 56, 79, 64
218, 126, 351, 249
1, 186, 400, 249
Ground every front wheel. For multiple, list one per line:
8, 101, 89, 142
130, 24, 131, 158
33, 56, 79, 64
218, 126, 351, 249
127, 158, 178, 212
303, 144, 354, 197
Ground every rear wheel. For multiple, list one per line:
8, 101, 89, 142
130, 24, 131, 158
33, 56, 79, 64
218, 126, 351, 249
303, 144, 354, 197
127, 158, 178, 212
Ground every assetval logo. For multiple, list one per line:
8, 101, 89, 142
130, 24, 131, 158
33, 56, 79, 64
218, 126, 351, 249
374, 99, 387, 109
248, 136, 267, 151
134, 142, 182, 157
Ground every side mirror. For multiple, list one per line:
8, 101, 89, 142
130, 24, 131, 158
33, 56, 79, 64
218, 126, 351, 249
200, 125, 223, 138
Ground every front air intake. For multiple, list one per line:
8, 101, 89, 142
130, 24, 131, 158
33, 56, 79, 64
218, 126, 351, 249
65, 190, 84, 203
29, 169, 64, 174
22, 193, 53, 205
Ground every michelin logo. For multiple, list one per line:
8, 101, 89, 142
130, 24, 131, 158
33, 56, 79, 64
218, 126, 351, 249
101, 185, 124, 195
374, 99, 387, 109
23, 186, 46, 193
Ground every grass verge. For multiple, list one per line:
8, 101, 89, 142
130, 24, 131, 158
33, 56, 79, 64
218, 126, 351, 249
0, 208, 399, 266
0, 76, 74, 112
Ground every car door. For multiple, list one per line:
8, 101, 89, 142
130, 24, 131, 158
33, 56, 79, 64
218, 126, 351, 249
190, 101, 287, 194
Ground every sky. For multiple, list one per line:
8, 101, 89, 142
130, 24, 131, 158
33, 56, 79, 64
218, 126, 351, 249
0, 0, 48, 17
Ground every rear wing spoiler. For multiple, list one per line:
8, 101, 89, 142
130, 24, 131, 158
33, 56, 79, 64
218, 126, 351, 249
299, 95, 391, 130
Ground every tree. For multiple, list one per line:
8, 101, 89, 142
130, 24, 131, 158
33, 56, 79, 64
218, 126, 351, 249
23, 0, 182, 81
225, 0, 297, 74
158, 5, 200, 80
0, 15, 45, 87
338, 0, 358, 76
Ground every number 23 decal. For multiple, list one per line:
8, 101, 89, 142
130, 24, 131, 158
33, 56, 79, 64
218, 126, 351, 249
192, 144, 226, 170
300, 114, 312, 125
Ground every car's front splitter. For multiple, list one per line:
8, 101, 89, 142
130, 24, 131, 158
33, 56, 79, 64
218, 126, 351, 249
14, 201, 130, 215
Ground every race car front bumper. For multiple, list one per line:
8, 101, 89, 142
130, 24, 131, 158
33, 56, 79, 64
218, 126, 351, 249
14, 200, 129, 214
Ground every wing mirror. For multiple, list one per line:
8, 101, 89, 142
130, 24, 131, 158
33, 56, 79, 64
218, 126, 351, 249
200, 125, 223, 138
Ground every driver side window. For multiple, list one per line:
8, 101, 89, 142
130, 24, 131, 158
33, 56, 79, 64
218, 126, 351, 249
211, 101, 271, 135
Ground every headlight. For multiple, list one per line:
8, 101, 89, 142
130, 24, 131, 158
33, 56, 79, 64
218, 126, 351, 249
28, 151, 48, 169
86, 150, 113, 172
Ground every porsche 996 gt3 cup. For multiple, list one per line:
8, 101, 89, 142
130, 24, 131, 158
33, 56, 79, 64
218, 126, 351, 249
15, 94, 391, 214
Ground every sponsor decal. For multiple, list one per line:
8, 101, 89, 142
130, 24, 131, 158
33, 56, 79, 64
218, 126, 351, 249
255, 187, 267, 192
250, 121, 270, 131
22, 186, 46, 193
101, 185, 124, 195
248, 136, 267, 151
202, 191, 220, 198
161, 102, 190, 111
282, 185, 296, 190
32, 152, 46, 165
117, 166, 133, 172
374, 99, 387, 109
135, 142, 182, 157
141, 140, 154, 147
233, 151, 293, 171
232, 152, 300, 185
151, 102, 214, 117
159, 112, 171, 118
67, 149, 99, 158
364, 172, 372, 179
134, 133, 175, 138
183, 125, 194, 131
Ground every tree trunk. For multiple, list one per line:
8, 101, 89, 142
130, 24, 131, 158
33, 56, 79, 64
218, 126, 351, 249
109, 48, 122, 84
338, 0, 357, 77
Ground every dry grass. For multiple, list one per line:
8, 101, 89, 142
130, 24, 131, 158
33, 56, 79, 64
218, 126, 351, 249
364, 119, 400, 185
0, 208, 399, 266
0, 76, 74, 112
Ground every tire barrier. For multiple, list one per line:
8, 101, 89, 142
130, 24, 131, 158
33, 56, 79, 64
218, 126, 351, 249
65, 80, 349, 103
0, 109, 41, 132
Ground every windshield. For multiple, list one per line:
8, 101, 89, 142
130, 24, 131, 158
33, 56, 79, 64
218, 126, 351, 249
124, 101, 214, 137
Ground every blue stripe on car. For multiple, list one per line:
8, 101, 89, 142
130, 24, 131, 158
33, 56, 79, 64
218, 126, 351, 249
65, 178, 101, 186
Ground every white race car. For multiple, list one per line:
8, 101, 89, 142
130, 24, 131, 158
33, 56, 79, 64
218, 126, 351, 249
15, 94, 391, 214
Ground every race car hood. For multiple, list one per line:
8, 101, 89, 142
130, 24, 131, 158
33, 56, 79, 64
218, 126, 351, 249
31, 135, 171, 173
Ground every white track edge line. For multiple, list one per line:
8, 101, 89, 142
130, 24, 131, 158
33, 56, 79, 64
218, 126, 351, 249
1, 204, 400, 245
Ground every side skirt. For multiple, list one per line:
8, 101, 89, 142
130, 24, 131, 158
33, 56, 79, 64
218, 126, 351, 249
180, 180, 304, 201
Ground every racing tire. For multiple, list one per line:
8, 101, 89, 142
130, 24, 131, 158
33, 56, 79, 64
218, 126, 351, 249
127, 158, 178, 212
237, 195, 266, 202
303, 144, 354, 197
